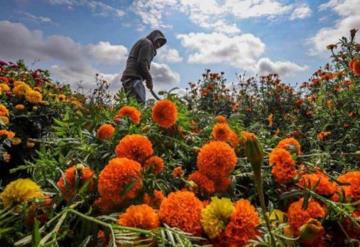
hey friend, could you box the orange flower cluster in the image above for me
[349,58,360,76]
[211,123,239,147]
[188,171,215,194]
[56,165,95,201]
[143,190,165,209]
[159,191,203,235]
[196,141,237,192]
[223,199,260,246]
[269,148,297,183]
[276,137,302,155]
[114,106,141,124]
[332,171,360,202]
[298,172,337,196]
[317,131,331,141]
[0,130,15,139]
[144,156,164,174]
[118,204,160,230]
[287,198,326,234]
[0,104,9,116]
[171,166,184,178]
[152,99,177,128]
[96,124,115,140]
[115,134,153,163]
[98,158,142,205]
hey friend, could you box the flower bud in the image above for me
[241,131,264,169]
[299,219,324,245]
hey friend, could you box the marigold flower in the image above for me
[0,104,9,116]
[144,156,164,174]
[172,166,184,178]
[0,83,10,92]
[287,198,326,234]
[188,171,215,194]
[159,191,203,235]
[115,134,153,163]
[118,204,160,229]
[0,178,44,207]
[143,189,165,209]
[15,104,25,110]
[0,130,15,139]
[96,124,115,140]
[25,89,43,104]
[223,199,260,246]
[201,197,234,239]
[58,94,67,102]
[276,137,301,155]
[317,131,331,141]
[98,158,142,205]
[152,99,177,128]
[332,171,360,202]
[56,164,95,201]
[228,131,239,147]
[215,115,227,124]
[197,141,237,180]
[349,58,360,76]
[298,172,337,196]
[12,83,30,97]
[114,106,141,124]
[211,123,231,141]
[269,148,297,183]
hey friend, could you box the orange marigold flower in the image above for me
[228,131,239,147]
[152,99,177,128]
[287,198,326,234]
[0,104,9,116]
[215,115,227,124]
[211,123,231,141]
[317,131,331,141]
[276,137,301,155]
[98,158,142,205]
[115,134,153,163]
[144,156,165,174]
[172,166,184,178]
[269,148,297,184]
[143,190,165,209]
[159,191,203,235]
[15,104,25,110]
[25,90,43,104]
[0,83,10,92]
[349,58,360,76]
[0,130,15,139]
[96,124,115,140]
[197,141,237,180]
[114,106,141,124]
[118,204,160,230]
[12,83,30,97]
[56,164,95,201]
[188,171,215,194]
[298,172,337,196]
[224,199,260,246]
[332,171,360,202]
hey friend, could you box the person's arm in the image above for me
[137,41,153,89]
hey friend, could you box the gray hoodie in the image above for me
[121,30,167,83]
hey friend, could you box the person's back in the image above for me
[121,30,167,103]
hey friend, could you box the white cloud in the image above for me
[256,57,308,77]
[290,4,312,20]
[85,41,128,65]
[156,46,183,63]
[177,32,265,70]
[150,62,181,84]
[21,11,54,23]
[312,0,360,52]
[47,0,125,17]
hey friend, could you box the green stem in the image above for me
[254,168,276,247]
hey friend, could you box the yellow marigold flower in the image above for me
[58,94,67,102]
[13,83,31,97]
[0,178,44,207]
[0,104,9,116]
[25,90,43,104]
[201,197,234,239]
[14,80,26,87]
[0,116,9,125]
[0,83,10,92]
[15,104,25,110]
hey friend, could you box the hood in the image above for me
[146,30,167,48]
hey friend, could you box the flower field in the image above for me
[0,31,360,247]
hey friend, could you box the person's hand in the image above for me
[146,79,153,90]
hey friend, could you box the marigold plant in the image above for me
[152,99,178,128]
[269,148,297,183]
[115,134,153,163]
[144,155,165,174]
[96,124,115,140]
[118,204,160,230]
[114,105,141,124]
[298,172,337,196]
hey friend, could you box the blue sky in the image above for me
[0,0,359,94]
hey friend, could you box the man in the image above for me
[121,30,167,103]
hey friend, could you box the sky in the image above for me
[0,0,359,94]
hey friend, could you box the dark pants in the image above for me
[122,78,146,103]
